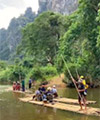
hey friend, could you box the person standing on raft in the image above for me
[76,77,87,111]
[21,79,25,92]
[29,78,32,89]
[80,76,88,97]
[72,76,87,111]
[61,55,88,111]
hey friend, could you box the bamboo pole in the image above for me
[61,55,83,101]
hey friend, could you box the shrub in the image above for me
[25,65,57,84]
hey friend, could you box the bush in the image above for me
[0,65,26,83]
[25,65,57,84]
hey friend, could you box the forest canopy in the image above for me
[0,0,100,84]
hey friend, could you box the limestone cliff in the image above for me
[38,0,78,15]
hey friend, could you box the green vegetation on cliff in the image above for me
[0,7,36,60]
[0,0,100,85]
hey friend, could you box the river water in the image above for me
[0,85,100,120]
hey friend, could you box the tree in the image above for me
[18,11,71,65]
[58,0,100,81]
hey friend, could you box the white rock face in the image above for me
[38,0,78,15]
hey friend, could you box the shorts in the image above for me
[78,92,86,102]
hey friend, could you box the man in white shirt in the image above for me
[52,85,58,98]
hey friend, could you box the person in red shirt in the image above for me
[17,81,21,91]
[13,82,16,91]
[15,82,18,90]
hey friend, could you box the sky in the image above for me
[0,0,39,29]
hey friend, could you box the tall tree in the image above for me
[58,0,100,80]
[18,11,71,65]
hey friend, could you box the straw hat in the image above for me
[47,87,51,90]
[53,85,56,88]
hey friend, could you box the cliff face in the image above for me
[38,0,78,15]
[0,7,36,60]
[0,1,78,60]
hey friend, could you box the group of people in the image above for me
[13,80,25,92]
[12,75,88,110]
[12,78,35,92]
[33,85,58,103]
[13,81,21,91]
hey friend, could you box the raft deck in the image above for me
[19,97,100,117]
[14,91,96,105]
[54,98,96,105]
[13,90,33,94]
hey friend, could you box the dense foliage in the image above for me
[0,0,100,85]
[17,11,71,65]
[58,0,100,82]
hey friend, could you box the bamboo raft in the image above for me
[13,90,33,94]
[54,98,97,105]
[14,90,96,105]
[14,90,97,105]
[19,97,100,117]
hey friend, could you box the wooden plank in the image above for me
[13,91,26,94]
[54,98,96,105]
[13,90,32,94]
[44,102,100,116]
[19,95,96,105]
[19,97,100,117]
[15,91,96,105]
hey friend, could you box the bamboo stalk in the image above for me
[61,55,84,101]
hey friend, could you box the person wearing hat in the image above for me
[80,76,88,96]
[77,76,88,111]
[45,87,53,103]
[51,85,58,98]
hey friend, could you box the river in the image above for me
[0,85,100,120]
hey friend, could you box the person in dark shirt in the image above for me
[21,79,25,92]
[40,85,46,94]
[78,80,87,111]
[29,78,32,89]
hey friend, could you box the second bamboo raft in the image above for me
[19,97,100,117]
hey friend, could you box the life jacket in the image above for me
[82,79,89,89]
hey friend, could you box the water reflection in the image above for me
[0,86,100,120]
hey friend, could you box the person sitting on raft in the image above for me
[39,85,46,94]
[43,87,53,103]
[51,85,58,98]
[33,87,42,101]
[33,86,53,103]
[33,85,46,101]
